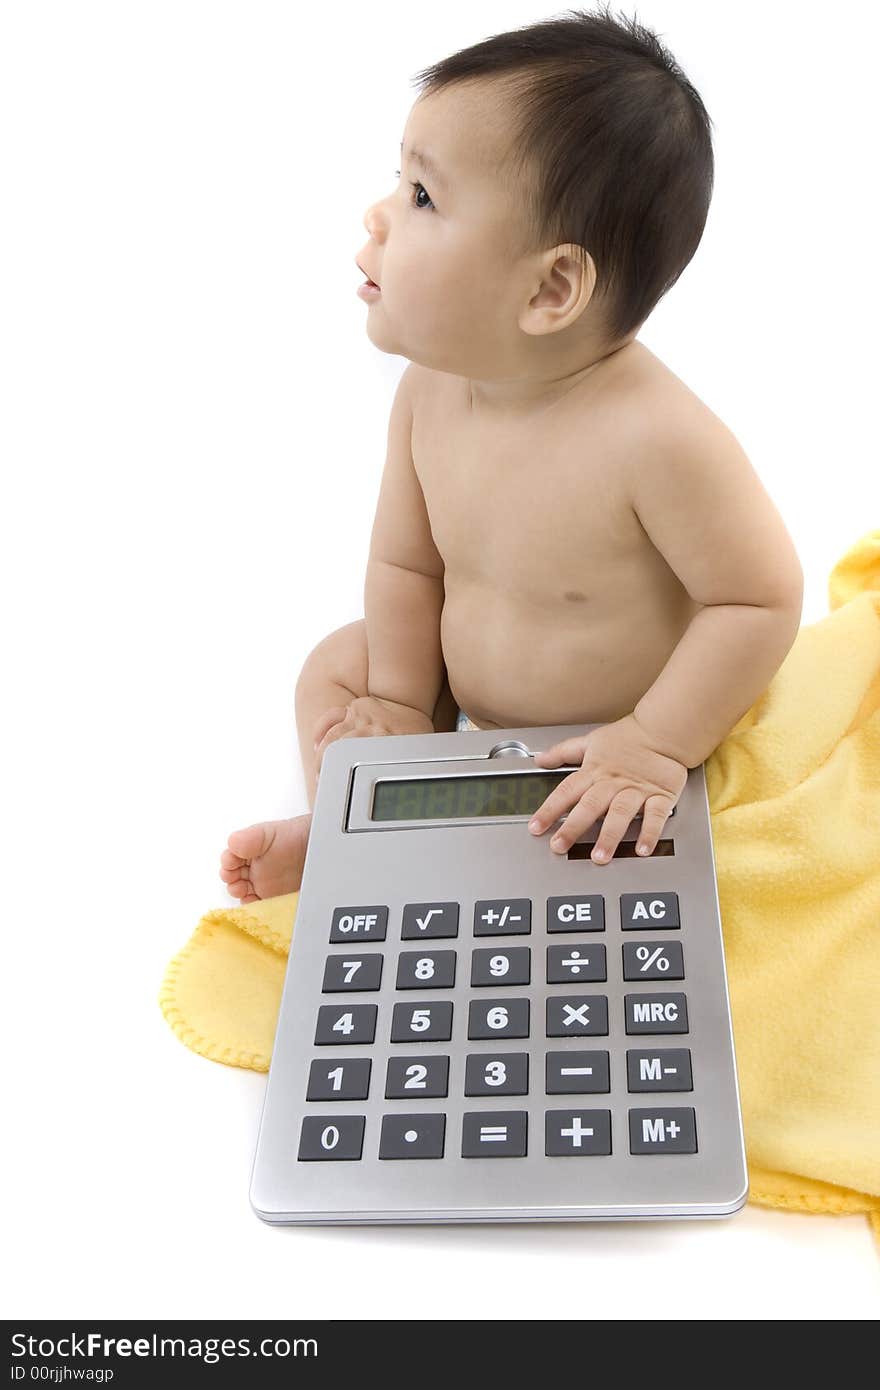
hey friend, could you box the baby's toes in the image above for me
[225,876,254,900]
[227,824,276,862]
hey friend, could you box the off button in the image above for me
[329,905,388,942]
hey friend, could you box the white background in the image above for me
[3,0,878,1320]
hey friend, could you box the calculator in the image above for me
[250,724,748,1224]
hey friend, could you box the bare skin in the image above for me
[221,80,800,900]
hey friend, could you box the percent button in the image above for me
[622,941,684,981]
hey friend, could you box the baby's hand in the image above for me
[528,714,689,863]
[313,696,435,774]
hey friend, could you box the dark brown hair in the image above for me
[411,5,714,342]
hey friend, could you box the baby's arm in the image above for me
[626,405,804,767]
[363,365,446,722]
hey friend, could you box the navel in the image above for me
[563,590,588,603]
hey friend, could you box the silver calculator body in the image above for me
[250,725,748,1224]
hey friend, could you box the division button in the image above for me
[329,905,388,942]
[298,1115,365,1161]
[547,943,607,983]
[462,1111,528,1157]
[629,1108,698,1154]
[545,1109,612,1156]
[546,895,605,932]
[379,1113,446,1159]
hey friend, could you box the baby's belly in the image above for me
[441,578,699,729]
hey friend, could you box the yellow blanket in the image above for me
[161,531,880,1242]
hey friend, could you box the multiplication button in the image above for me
[545,1110,612,1156]
[462,1112,528,1157]
[329,906,387,942]
[629,1108,697,1154]
[620,893,680,931]
[546,995,608,1036]
[546,895,605,932]
[379,1113,445,1159]
[474,899,531,936]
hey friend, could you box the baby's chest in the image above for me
[413,397,649,606]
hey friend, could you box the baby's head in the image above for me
[356,5,713,402]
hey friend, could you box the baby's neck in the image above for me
[467,337,637,416]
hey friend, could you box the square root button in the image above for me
[629,1108,697,1154]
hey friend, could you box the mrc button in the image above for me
[330,905,388,942]
[547,895,605,932]
[625,993,688,1034]
[620,893,680,930]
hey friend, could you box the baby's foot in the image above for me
[220,814,312,903]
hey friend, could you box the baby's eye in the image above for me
[393,170,434,211]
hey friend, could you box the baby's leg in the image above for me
[220,619,458,900]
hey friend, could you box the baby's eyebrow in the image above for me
[399,140,448,191]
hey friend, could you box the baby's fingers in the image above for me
[312,705,349,749]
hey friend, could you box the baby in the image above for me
[221,7,803,903]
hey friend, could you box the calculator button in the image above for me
[321,953,383,992]
[626,1049,693,1092]
[546,943,607,983]
[629,1107,698,1153]
[329,905,388,942]
[464,1053,529,1096]
[546,995,608,1036]
[401,902,460,939]
[385,1056,450,1098]
[474,899,531,935]
[306,1057,372,1101]
[620,892,680,930]
[467,997,530,1039]
[546,895,605,932]
[396,950,457,989]
[379,1113,446,1159]
[298,1115,365,1161]
[622,941,684,981]
[462,1111,528,1157]
[314,1003,377,1045]
[391,1001,454,1042]
[624,993,689,1034]
[471,947,531,987]
[545,1109,612,1156]
[545,1050,610,1094]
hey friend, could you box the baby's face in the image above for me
[356,85,540,378]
